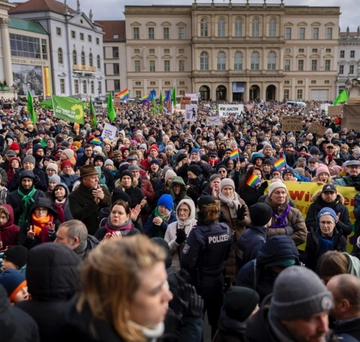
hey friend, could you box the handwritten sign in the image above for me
[206,116,222,126]
[307,122,326,136]
[282,116,303,131]
[101,123,117,140]
[180,96,191,110]
[342,105,360,131]
[218,104,244,117]
[327,105,342,117]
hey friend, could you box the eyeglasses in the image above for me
[219,170,227,173]
[35,207,47,212]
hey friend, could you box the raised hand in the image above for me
[27,225,35,239]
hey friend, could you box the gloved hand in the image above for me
[175,228,187,244]
[284,226,294,236]
[261,181,269,189]
[179,284,204,318]
[237,205,246,221]
[355,182,360,192]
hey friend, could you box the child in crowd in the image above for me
[2,245,28,274]
[51,183,73,223]
[0,205,20,249]
[0,269,29,303]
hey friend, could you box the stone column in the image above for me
[0,18,12,87]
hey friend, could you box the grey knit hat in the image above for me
[48,174,61,185]
[23,155,36,165]
[220,178,235,191]
[270,266,333,320]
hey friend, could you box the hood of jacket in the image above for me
[0,204,15,229]
[311,189,345,204]
[218,308,247,336]
[176,198,196,222]
[51,182,70,201]
[345,253,360,278]
[28,197,58,219]
[256,235,300,267]
[169,176,187,198]
[26,242,81,301]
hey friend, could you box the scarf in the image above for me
[154,206,171,221]
[317,230,335,257]
[128,321,165,342]
[54,199,66,223]
[218,191,241,219]
[31,213,54,243]
[105,218,133,236]
[270,204,291,229]
[17,187,36,226]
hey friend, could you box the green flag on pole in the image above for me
[27,91,37,124]
[171,86,176,106]
[52,95,85,124]
[107,92,116,121]
[152,94,157,114]
[159,91,164,112]
[89,96,97,128]
[333,89,349,105]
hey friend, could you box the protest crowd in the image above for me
[1,96,360,342]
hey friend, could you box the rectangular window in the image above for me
[164,60,170,72]
[178,27,185,39]
[82,80,87,94]
[285,27,291,39]
[284,60,290,71]
[149,48,155,54]
[80,33,84,40]
[150,81,156,86]
[163,27,169,40]
[88,35,92,42]
[179,90,185,95]
[311,60,317,71]
[114,80,120,92]
[91,81,94,94]
[284,89,290,100]
[135,81,141,86]
[298,59,304,71]
[298,80,303,85]
[134,28,139,40]
[326,48,331,53]
[135,60,140,72]
[136,90,141,98]
[165,81,171,86]
[340,50,345,58]
[326,27,333,39]
[150,60,155,72]
[56,27,61,36]
[299,48,304,53]
[285,48,291,53]
[98,82,101,95]
[42,39,47,60]
[351,50,355,58]
[297,89,303,100]
[60,79,65,93]
[71,31,75,38]
[134,49,140,54]
[313,27,319,39]
[350,65,354,74]
[96,37,99,45]
[312,48,318,53]
[112,47,119,58]
[113,63,120,75]
[284,80,290,85]
[339,65,344,74]
[179,81,185,86]
[179,48,185,54]
[325,59,331,71]
[179,60,185,72]
[148,27,155,40]
[324,80,330,84]
[311,80,316,84]
[164,49,170,54]
[299,28,305,39]
[74,80,79,94]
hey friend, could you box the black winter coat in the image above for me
[214,309,247,342]
[9,167,48,192]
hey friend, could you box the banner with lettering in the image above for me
[264,181,358,252]
[218,104,244,117]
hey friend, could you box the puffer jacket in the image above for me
[264,196,307,246]
[219,195,251,284]
[306,190,352,236]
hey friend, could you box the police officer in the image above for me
[180,195,232,339]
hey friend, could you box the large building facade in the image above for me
[124,2,340,102]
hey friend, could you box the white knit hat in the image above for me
[268,180,288,197]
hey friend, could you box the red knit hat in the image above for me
[60,160,74,170]
[9,142,20,151]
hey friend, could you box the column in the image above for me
[1,18,13,87]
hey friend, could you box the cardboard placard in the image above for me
[180,96,191,110]
[342,105,360,131]
[184,104,198,122]
[327,105,342,117]
[206,116,222,126]
[282,116,303,131]
[307,122,327,136]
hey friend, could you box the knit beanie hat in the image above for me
[157,194,173,211]
[111,188,130,204]
[150,158,161,167]
[191,148,202,157]
[20,170,35,180]
[120,170,133,181]
[165,170,176,183]
[62,148,75,159]
[249,203,273,226]
[60,160,74,170]
[4,245,29,268]
[9,142,20,151]
[316,164,330,177]
[220,178,235,192]
[0,269,27,301]
[270,266,333,320]
[176,153,187,164]
[73,141,81,149]
[104,159,114,167]
[139,143,147,151]
[128,164,140,172]
[23,155,35,165]
[149,144,159,152]
[268,180,288,197]
[46,163,58,173]
[310,146,321,155]
[188,164,202,176]
[317,207,337,223]
[93,146,102,154]
[223,286,260,322]
[48,174,61,184]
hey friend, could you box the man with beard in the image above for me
[307,157,320,179]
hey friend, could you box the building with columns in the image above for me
[9,0,105,99]
[124,1,340,102]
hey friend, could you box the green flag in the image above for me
[159,91,164,112]
[152,94,157,114]
[89,96,97,128]
[107,92,116,121]
[52,95,85,124]
[334,89,349,105]
[27,91,37,124]
[171,86,176,106]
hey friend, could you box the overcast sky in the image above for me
[12,0,359,31]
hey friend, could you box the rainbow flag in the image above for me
[246,174,261,188]
[140,95,150,104]
[274,156,286,170]
[116,88,130,100]
[230,149,239,160]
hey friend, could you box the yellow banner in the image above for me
[265,181,358,252]
[43,67,51,97]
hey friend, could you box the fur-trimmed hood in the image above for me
[311,189,344,204]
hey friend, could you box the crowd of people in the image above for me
[1,98,360,342]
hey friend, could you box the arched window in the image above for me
[97,55,101,70]
[217,51,226,70]
[251,51,259,70]
[218,18,225,37]
[234,51,243,70]
[268,51,276,70]
[269,18,276,37]
[252,18,259,37]
[58,48,63,64]
[89,53,93,67]
[81,51,85,65]
[72,50,77,65]
[200,18,208,37]
[235,18,242,37]
[200,51,209,70]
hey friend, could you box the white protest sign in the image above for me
[184,104,198,122]
[206,116,222,126]
[185,93,199,102]
[320,104,329,112]
[218,104,244,117]
[101,123,117,140]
